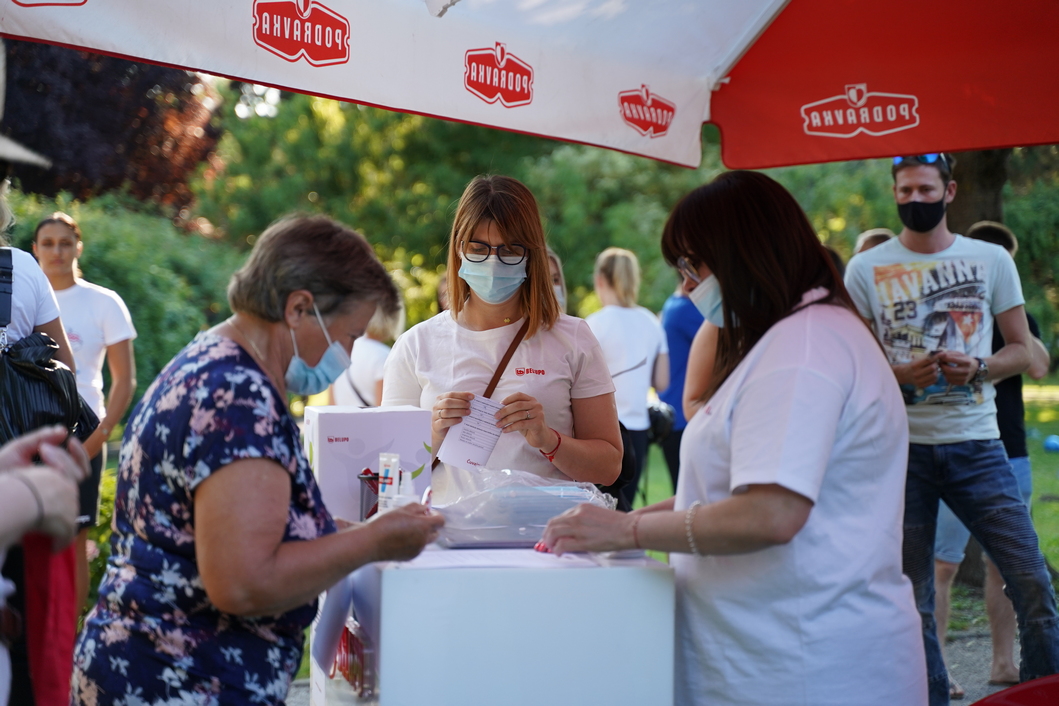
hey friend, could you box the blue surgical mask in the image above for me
[688,274,725,328]
[285,303,352,395]
[553,284,567,311]
[459,254,527,305]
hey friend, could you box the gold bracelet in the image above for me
[685,501,702,555]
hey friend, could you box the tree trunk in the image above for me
[946,148,1011,234]
[946,149,1011,589]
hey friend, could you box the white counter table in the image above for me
[311,546,675,706]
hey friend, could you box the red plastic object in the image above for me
[971,675,1059,705]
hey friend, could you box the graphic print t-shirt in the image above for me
[845,236,1024,444]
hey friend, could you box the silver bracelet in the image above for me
[13,473,44,530]
[685,500,702,556]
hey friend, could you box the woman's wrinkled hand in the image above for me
[541,504,635,556]
[495,392,551,449]
[366,503,444,562]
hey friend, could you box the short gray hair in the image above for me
[227,214,398,322]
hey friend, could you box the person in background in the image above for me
[824,245,846,278]
[383,175,621,504]
[845,154,1059,706]
[932,221,1050,698]
[0,191,79,706]
[855,227,894,255]
[543,171,926,705]
[547,247,568,314]
[32,212,137,613]
[72,215,442,702]
[586,247,669,509]
[658,284,703,489]
[331,301,404,407]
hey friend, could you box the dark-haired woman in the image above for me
[542,171,926,705]
[72,215,443,703]
[383,175,621,504]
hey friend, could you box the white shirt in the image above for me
[1,247,60,343]
[383,312,614,503]
[673,291,926,706]
[585,305,668,430]
[333,336,390,407]
[53,279,137,419]
[845,235,1024,444]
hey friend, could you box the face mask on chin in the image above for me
[688,274,725,328]
[458,254,528,305]
[284,302,352,395]
[897,197,947,233]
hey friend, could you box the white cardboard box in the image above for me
[312,548,675,706]
[303,405,432,523]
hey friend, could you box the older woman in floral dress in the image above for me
[72,215,442,704]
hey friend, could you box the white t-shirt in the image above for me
[383,312,614,503]
[585,305,668,431]
[333,336,390,407]
[845,235,1024,444]
[1,247,60,343]
[673,290,926,706]
[53,279,137,419]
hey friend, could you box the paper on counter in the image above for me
[395,547,601,570]
[436,395,503,470]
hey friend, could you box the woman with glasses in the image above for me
[383,175,622,503]
[541,171,926,706]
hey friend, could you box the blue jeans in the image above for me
[905,440,1059,706]
[935,455,1033,564]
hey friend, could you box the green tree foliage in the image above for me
[192,84,553,262]
[6,190,243,405]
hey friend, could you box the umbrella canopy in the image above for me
[1,0,1056,169]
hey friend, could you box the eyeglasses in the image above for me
[892,154,950,171]
[676,256,702,285]
[462,240,527,265]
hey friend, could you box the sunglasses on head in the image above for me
[892,154,949,170]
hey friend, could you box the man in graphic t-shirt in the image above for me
[845,153,1059,706]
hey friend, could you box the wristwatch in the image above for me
[971,357,989,384]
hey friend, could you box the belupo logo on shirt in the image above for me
[253,0,350,66]
[800,84,919,138]
[515,367,545,377]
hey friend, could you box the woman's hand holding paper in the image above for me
[366,503,445,562]
[495,392,551,449]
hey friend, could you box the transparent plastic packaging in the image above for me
[433,468,617,548]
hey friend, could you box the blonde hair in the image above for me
[546,246,567,312]
[594,247,640,307]
[366,299,405,341]
[446,175,558,339]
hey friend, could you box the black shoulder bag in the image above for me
[0,248,98,445]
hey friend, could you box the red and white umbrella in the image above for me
[1,0,1056,169]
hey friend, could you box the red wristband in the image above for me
[540,428,562,462]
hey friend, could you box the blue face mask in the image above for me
[459,254,527,305]
[688,274,725,328]
[285,303,352,395]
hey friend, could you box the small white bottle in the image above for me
[393,465,420,508]
[377,453,400,514]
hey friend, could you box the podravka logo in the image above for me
[618,85,676,138]
[465,43,533,108]
[253,0,350,67]
[12,0,87,5]
[801,84,919,138]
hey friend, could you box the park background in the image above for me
[2,43,1059,662]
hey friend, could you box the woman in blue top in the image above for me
[72,215,443,703]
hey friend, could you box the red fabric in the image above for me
[22,533,77,706]
[711,0,1059,169]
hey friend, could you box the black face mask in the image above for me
[897,198,947,233]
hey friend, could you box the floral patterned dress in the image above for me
[72,332,335,705]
